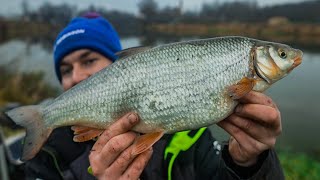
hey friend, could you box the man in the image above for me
[25,13,284,179]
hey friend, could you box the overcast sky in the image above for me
[0,0,310,17]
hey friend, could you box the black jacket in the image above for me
[24,127,284,180]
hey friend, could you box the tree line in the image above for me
[5,0,320,36]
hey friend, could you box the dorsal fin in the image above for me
[116,46,152,59]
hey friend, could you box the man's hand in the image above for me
[218,91,282,167]
[89,113,153,180]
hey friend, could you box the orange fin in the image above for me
[228,77,255,99]
[72,126,104,142]
[132,131,164,155]
[71,126,93,135]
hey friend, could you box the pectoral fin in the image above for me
[228,77,256,99]
[71,126,104,142]
[132,131,164,155]
[71,126,91,134]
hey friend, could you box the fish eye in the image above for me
[278,49,287,59]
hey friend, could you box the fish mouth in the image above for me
[294,49,303,67]
[288,52,303,72]
[293,56,302,67]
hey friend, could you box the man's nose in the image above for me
[72,67,89,84]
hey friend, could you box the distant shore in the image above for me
[1,19,320,49]
[148,22,320,48]
[0,19,61,43]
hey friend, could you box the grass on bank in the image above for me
[277,149,320,180]
[0,65,60,137]
[0,65,59,106]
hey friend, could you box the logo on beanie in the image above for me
[55,29,86,47]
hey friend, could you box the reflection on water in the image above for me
[0,37,319,154]
[0,39,59,88]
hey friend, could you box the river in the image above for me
[0,36,319,154]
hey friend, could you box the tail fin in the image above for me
[5,105,53,161]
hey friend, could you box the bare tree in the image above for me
[138,0,158,23]
[21,0,30,21]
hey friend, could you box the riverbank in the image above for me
[277,149,320,179]
[148,22,320,48]
[2,19,320,49]
[0,19,61,43]
[0,65,59,106]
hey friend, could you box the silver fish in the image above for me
[6,36,303,161]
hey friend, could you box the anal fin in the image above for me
[228,77,256,99]
[132,131,164,155]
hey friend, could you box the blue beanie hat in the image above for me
[53,13,122,81]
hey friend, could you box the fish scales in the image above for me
[6,36,303,161]
[44,37,254,133]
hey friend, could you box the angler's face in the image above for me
[60,49,113,91]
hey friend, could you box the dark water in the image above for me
[0,37,319,154]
